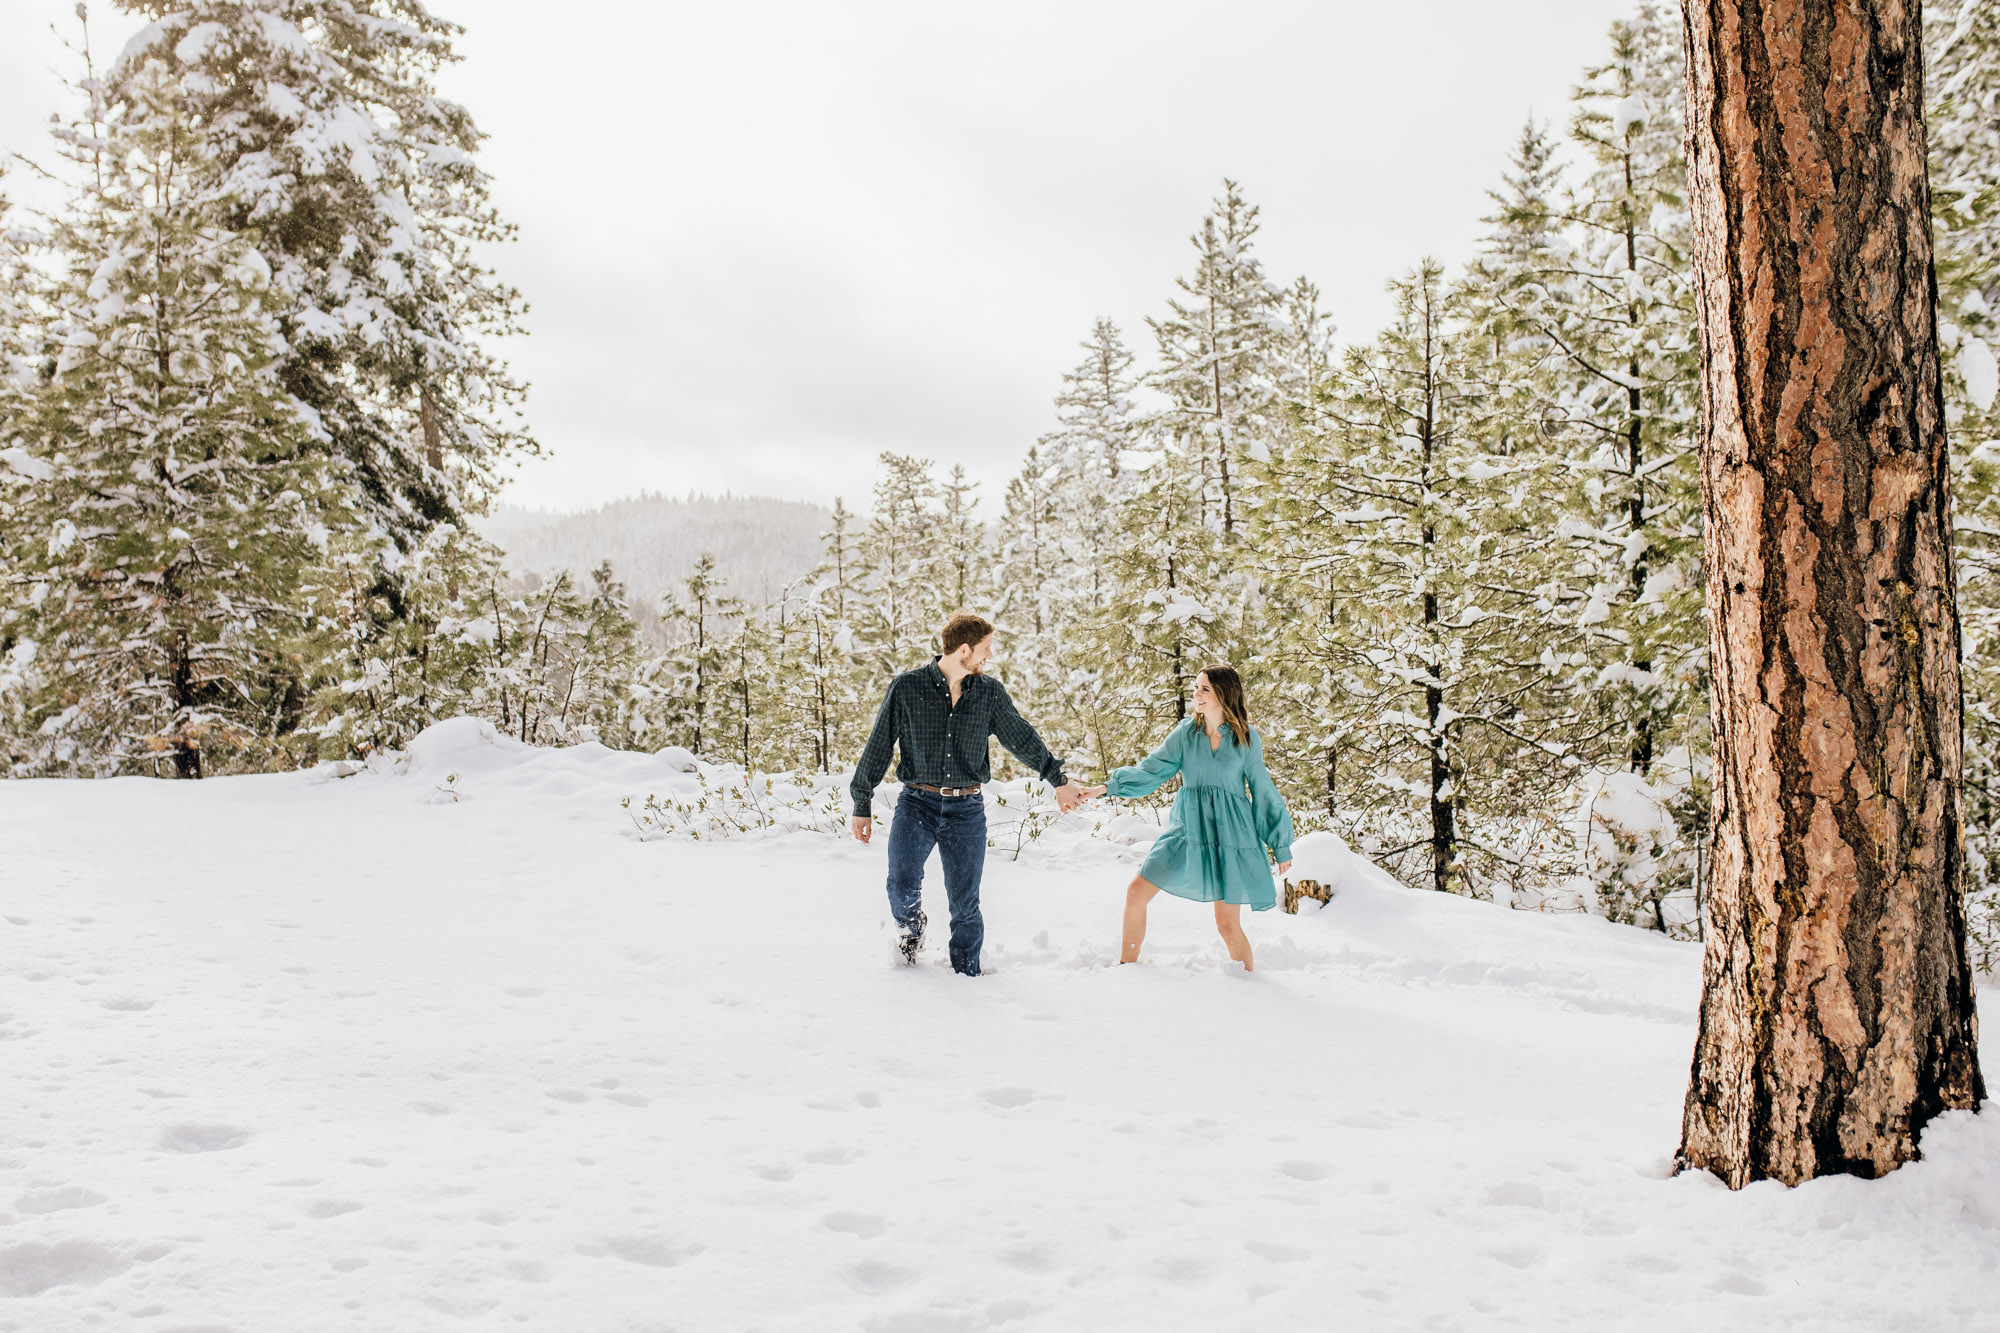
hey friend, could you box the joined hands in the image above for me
[850,783,1099,842]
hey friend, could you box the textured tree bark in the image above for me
[1678,0,1985,1187]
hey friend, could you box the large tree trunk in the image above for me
[1678,0,1984,1188]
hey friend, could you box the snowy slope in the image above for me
[1,722,1994,1332]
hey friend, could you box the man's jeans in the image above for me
[886,788,988,975]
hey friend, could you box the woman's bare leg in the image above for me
[1120,877,1160,964]
[1213,901,1253,971]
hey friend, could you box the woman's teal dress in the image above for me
[1108,719,1294,911]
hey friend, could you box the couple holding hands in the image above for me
[849,612,1295,976]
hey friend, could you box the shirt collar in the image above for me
[927,657,980,693]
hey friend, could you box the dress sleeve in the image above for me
[1105,725,1185,799]
[1246,731,1294,862]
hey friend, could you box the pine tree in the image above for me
[1929,0,2000,969]
[1269,261,1587,898]
[112,0,533,549]
[1146,180,1285,543]
[1558,7,1704,778]
[303,519,502,757]
[932,463,986,615]
[1089,441,1227,756]
[7,56,350,777]
[858,453,941,673]
[994,319,1142,768]
[0,170,50,766]
[775,505,869,772]
[555,561,640,746]
[1678,0,1983,1188]
[996,443,1060,637]
[652,554,739,756]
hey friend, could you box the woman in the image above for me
[1082,665,1294,971]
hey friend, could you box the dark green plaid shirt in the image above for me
[850,659,1067,816]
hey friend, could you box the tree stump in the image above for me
[1282,879,1331,914]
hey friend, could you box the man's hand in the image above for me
[851,816,872,844]
[1054,783,1086,814]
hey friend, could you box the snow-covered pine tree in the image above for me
[1244,276,1339,785]
[0,166,38,428]
[650,554,740,757]
[302,518,503,757]
[720,598,778,771]
[931,463,987,616]
[489,568,587,746]
[1558,6,1704,783]
[817,497,863,638]
[0,170,49,764]
[1046,318,1141,613]
[1273,260,1589,899]
[8,56,351,777]
[996,443,1060,638]
[1926,0,2000,968]
[554,561,640,746]
[1146,180,1286,545]
[993,318,1142,769]
[858,453,942,676]
[777,519,868,772]
[110,0,532,549]
[1082,437,1229,770]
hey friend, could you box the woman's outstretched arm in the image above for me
[1100,723,1186,799]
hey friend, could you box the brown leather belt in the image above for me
[908,782,982,797]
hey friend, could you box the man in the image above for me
[850,612,1084,975]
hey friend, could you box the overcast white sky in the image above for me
[2,1,1633,514]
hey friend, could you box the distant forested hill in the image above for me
[480,493,830,616]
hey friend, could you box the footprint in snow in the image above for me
[823,1212,886,1239]
[1275,1160,1331,1181]
[0,1240,136,1297]
[1485,1181,1550,1209]
[577,1235,703,1268]
[15,1186,106,1215]
[157,1123,249,1154]
[305,1199,364,1219]
[1244,1240,1310,1263]
[843,1258,913,1293]
[980,1087,1038,1108]
[802,1147,861,1165]
[997,1243,1055,1273]
[98,997,153,1011]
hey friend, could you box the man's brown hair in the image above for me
[940,612,994,657]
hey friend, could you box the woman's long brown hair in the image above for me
[1197,664,1252,747]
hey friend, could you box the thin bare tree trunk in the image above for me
[420,384,443,471]
[1678,0,1985,1188]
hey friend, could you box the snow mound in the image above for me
[654,745,699,772]
[1287,829,1399,895]
[405,716,523,778]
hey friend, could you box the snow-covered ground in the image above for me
[2,720,1994,1331]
